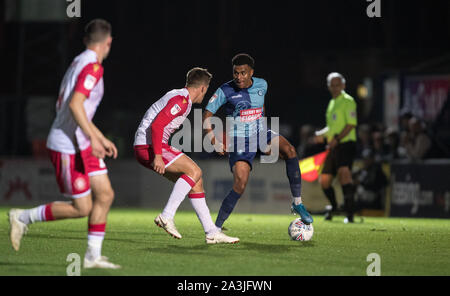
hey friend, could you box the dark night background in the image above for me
[1,0,450,157]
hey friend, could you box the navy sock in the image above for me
[285,157,302,198]
[215,189,241,228]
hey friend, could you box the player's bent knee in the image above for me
[75,204,92,218]
[234,177,248,194]
[93,188,115,209]
[102,188,115,204]
[79,208,91,218]
[187,166,202,183]
[192,178,204,193]
[233,184,246,195]
[108,188,115,202]
[72,196,92,217]
[194,167,203,180]
[284,144,297,159]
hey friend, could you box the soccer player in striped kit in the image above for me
[134,67,239,244]
[8,19,120,269]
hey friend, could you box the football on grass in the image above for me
[288,218,314,241]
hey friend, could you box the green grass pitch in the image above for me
[1,207,450,276]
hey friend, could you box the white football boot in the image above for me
[83,256,121,269]
[8,209,28,251]
[154,214,182,239]
[206,231,240,244]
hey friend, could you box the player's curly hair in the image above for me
[84,19,112,45]
[232,53,255,69]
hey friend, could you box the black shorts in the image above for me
[322,141,356,176]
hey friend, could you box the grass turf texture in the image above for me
[1,207,450,276]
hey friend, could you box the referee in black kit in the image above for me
[314,72,358,223]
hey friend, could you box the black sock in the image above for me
[342,184,356,217]
[322,187,337,211]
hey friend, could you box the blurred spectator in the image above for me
[399,112,413,133]
[353,148,388,210]
[356,124,371,159]
[430,94,450,158]
[371,130,389,162]
[384,127,404,160]
[402,117,432,160]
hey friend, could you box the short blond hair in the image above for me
[186,67,212,87]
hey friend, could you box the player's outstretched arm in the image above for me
[69,91,106,159]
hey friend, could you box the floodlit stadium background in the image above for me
[1,0,449,218]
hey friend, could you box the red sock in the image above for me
[88,223,106,236]
[44,203,55,221]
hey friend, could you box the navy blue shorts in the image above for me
[228,129,279,171]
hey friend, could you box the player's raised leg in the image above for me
[215,161,251,229]
[271,135,313,224]
[8,182,93,251]
[83,173,120,269]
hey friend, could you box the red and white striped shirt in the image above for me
[134,88,192,154]
[47,49,104,154]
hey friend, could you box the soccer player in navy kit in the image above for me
[203,54,313,230]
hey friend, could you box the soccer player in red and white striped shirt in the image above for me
[8,19,120,269]
[134,68,239,244]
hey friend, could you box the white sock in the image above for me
[293,196,302,205]
[86,234,104,261]
[162,175,195,220]
[189,193,220,236]
[19,205,46,224]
